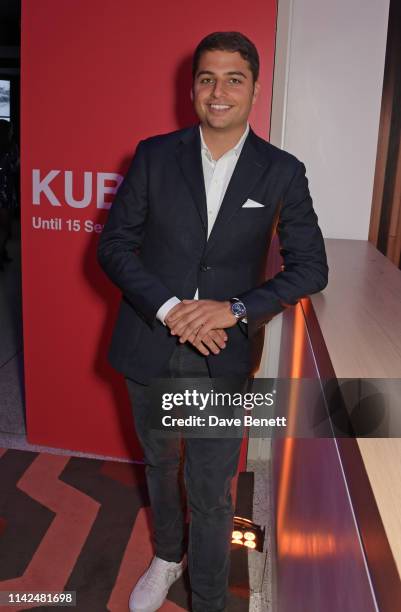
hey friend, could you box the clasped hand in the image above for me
[165,299,238,356]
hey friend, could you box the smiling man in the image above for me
[98,31,328,612]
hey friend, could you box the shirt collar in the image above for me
[199,123,250,162]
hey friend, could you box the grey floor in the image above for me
[0,221,273,610]
[0,218,25,438]
[248,459,273,612]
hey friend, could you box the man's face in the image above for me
[192,49,260,132]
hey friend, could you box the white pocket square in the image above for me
[242,199,265,208]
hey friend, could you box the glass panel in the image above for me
[0,80,11,119]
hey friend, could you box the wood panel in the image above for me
[310,239,401,580]
[369,0,401,268]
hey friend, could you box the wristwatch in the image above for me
[229,298,247,320]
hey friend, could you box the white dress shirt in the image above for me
[156,123,250,324]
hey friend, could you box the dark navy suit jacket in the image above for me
[97,125,328,383]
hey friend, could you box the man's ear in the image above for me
[252,81,260,105]
[190,87,194,103]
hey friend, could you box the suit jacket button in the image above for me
[200,264,211,271]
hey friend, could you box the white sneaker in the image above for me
[128,555,185,612]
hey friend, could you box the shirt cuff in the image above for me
[156,296,181,325]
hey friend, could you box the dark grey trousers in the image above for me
[126,342,244,612]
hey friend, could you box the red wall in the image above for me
[21,0,277,459]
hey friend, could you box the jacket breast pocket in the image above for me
[239,206,269,214]
[230,205,273,246]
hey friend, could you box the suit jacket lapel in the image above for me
[175,126,208,233]
[205,129,271,253]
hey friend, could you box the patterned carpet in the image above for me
[0,448,249,611]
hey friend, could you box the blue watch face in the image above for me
[232,301,246,318]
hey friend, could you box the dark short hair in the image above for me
[192,31,260,83]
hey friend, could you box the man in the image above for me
[98,31,328,612]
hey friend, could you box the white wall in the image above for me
[271,0,390,239]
